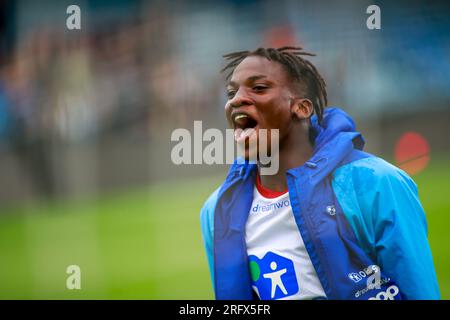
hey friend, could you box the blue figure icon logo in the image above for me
[248,252,299,299]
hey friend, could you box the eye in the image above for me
[253,85,268,92]
[227,90,236,99]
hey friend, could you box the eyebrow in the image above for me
[227,75,267,87]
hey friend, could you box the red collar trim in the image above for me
[256,174,288,199]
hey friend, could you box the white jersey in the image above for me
[245,177,327,300]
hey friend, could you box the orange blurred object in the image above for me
[394,132,430,176]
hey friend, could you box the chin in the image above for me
[243,145,268,163]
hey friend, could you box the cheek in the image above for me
[260,98,292,128]
[224,103,232,123]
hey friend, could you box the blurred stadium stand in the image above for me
[0,0,449,204]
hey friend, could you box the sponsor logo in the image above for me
[348,272,363,283]
[368,285,400,300]
[354,277,391,298]
[351,265,399,299]
[249,252,298,300]
[348,265,380,283]
[251,199,290,214]
[326,205,336,216]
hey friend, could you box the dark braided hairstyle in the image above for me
[221,46,327,124]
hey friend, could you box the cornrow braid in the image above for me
[221,47,327,124]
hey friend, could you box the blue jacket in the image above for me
[200,107,440,300]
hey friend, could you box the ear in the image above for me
[291,98,314,120]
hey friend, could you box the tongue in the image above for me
[234,116,251,128]
[234,128,243,142]
[234,127,256,143]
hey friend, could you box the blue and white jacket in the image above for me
[200,107,440,300]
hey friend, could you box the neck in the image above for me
[258,124,313,192]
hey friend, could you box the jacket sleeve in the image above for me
[333,157,440,299]
[370,165,440,299]
[200,187,220,291]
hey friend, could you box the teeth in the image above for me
[234,114,248,121]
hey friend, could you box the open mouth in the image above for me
[232,113,258,143]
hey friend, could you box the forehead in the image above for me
[229,55,290,85]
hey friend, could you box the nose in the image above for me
[228,88,253,109]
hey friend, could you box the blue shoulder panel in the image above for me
[200,187,220,289]
[332,157,441,299]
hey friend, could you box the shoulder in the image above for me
[200,186,222,235]
[333,156,440,299]
[331,155,424,254]
[333,156,418,197]
[201,186,221,215]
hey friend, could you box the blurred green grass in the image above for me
[0,175,225,299]
[0,155,449,299]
